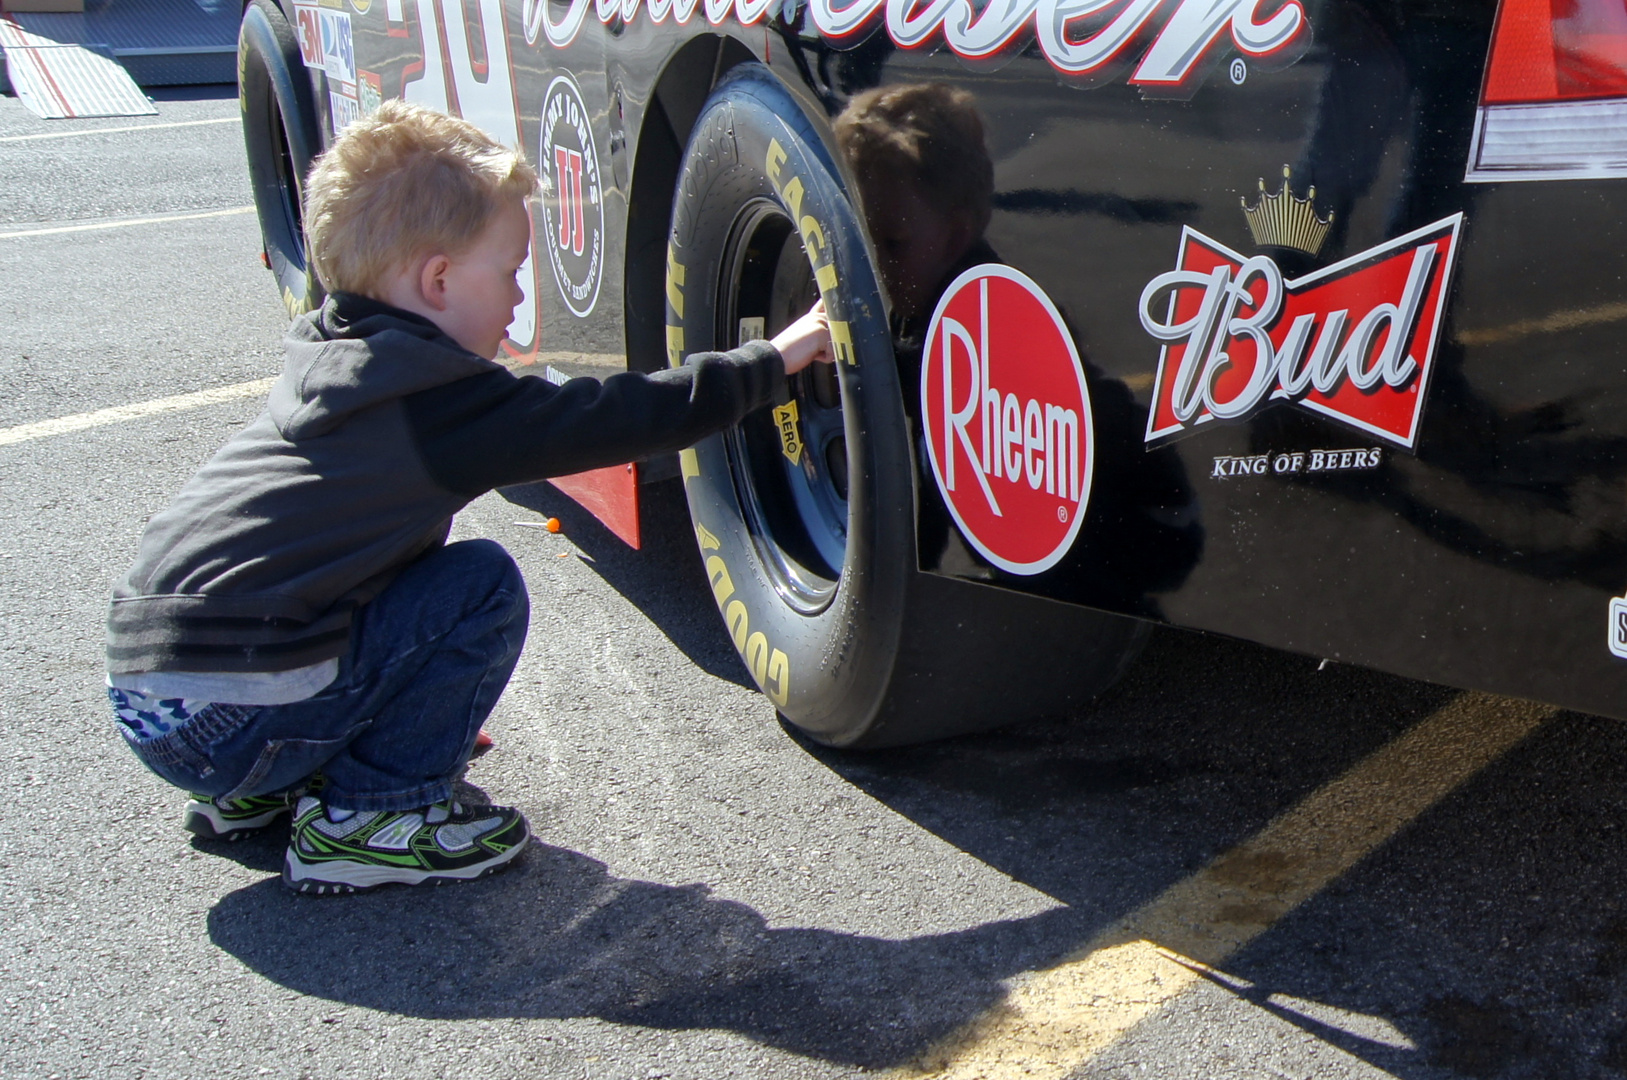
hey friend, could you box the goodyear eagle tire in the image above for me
[239,0,323,318]
[669,65,1149,748]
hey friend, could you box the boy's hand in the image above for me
[770,300,834,375]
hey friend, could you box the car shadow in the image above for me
[205,605,1504,1072]
[207,481,1627,1077]
[499,477,754,691]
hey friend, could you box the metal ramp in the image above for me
[0,19,155,118]
[1,0,237,118]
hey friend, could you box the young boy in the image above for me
[106,101,831,895]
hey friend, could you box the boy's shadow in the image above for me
[203,631,1470,1071]
[207,841,1086,1068]
[500,477,755,691]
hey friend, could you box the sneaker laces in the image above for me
[425,801,464,825]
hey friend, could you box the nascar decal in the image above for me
[540,74,605,319]
[523,0,1306,95]
[1139,215,1463,451]
[922,265,1094,576]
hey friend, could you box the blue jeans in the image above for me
[125,539,529,812]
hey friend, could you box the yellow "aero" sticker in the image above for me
[773,400,803,464]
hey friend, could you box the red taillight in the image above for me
[1483,0,1627,104]
[1467,0,1627,180]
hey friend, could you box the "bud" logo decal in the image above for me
[1140,215,1462,450]
[922,265,1094,575]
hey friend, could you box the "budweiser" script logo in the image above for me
[524,0,1307,94]
[1139,215,1463,450]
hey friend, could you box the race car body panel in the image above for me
[274,0,1627,723]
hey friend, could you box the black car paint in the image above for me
[327,0,1627,722]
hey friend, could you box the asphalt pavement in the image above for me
[6,86,1627,1080]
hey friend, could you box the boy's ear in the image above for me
[418,253,454,311]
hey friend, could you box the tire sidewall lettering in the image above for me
[691,516,792,706]
[669,69,913,740]
[673,108,843,712]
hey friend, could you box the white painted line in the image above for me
[0,379,275,447]
[0,117,238,143]
[901,691,1554,1080]
[0,206,255,239]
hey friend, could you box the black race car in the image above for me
[238,0,1627,745]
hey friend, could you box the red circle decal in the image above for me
[921,265,1093,575]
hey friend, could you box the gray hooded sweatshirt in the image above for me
[107,293,787,676]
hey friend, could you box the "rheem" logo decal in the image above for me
[1139,215,1463,450]
[922,265,1094,576]
[539,75,604,318]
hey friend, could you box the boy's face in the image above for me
[436,196,532,360]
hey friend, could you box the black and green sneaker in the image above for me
[183,791,295,841]
[282,795,530,895]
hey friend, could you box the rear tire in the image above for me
[239,0,323,318]
[668,65,1147,747]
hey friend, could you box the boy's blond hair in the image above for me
[303,100,539,297]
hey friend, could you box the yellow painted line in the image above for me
[0,206,255,240]
[0,378,275,447]
[0,117,238,143]
[899,691,1554,1080]
[1456,300,1627,347]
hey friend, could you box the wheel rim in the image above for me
[720,199,849,615]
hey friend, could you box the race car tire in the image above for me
[668,64,1149,747]
[239,0,323,318]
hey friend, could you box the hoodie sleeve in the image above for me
[403,341,789,496]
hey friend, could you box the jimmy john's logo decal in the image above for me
[540,75,604,319]
[922,265,1094,576]
[1140,215,1463,451]
[524,0,1307,97]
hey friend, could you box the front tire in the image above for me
[668,66,1147,747]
